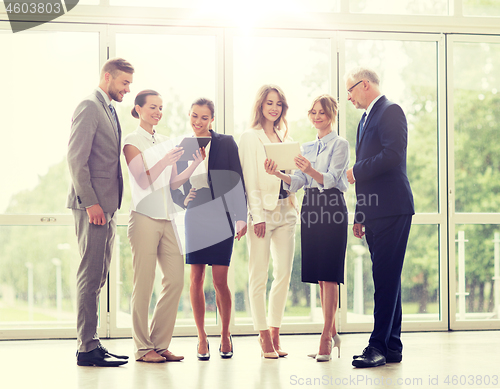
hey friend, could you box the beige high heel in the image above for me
[272,340,288,357]
[259,336,278,359]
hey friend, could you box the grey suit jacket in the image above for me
[66,89,123,213]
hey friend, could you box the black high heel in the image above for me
[219,335,233,358]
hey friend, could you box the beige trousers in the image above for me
[128,211,184,360]
[247,200,297,331]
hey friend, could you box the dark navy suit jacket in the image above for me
[353,95,414,223]
[171,130,247,223]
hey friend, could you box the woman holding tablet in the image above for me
[239,85,298,359]
[123,90,203,363]
[172,98,247,360]
[264,94,349,362]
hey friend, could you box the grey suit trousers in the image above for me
[73,209,116,352]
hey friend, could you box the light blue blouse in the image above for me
[284,131,350,193]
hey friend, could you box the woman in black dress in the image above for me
[264,94,349,361]
[173,98,247,360]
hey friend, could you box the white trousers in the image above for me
[247,200,297,330]
[128,211,184,360]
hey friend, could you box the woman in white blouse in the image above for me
[123,90,203,363]
[239,85,298,359]
[265,94,349,362]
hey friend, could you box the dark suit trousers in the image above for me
[73,209,116,352]
[364,214,412,356]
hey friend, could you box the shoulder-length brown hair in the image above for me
[308,94,338,126]
[250,84,289,139]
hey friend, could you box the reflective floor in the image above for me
[1,331,498,389]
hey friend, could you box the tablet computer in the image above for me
[263,142,301,170]
[177,136,211,161]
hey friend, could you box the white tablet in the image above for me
[264,142,301,170]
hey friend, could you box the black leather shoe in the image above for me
[98,343,129,360]
[77,348,128,367]
[352,346,386,368]
[386,348,402,363]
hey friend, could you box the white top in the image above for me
[189,140,211,190]
[123,126,176,220]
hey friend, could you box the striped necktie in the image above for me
[358,112,367,140]
[109,104,118,134]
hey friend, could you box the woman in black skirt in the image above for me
[172,98,247,360]
[264,94,349,361]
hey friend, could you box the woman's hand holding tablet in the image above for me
[177,136,211,161]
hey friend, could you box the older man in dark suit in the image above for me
[345,67,414,368]
[67,58,134,367]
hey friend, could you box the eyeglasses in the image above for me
[347,80,364,95]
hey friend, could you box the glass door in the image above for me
[0,23,105,339]
[448,34,500,330]
[224,29,337,334]
[337,31,448,332]
[108,25,223,337]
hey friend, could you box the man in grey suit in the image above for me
[67,58,134,367]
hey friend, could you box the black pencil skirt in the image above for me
[300,187,348,284]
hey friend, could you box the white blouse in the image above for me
[122,126,176,220]
[189,140,211,190]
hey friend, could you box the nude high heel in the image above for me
[272,339,288,357]
[259,336,278,359]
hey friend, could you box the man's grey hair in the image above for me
[344,67,380,85]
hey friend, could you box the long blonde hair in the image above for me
[250,84,289,139]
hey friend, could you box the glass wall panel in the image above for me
[115,32,217,216]
[232,35,332,140]
[350,0,448,15]
[231,35,332,326]
[114,32,217,328]
[343,37,441,324]
[0,31,99,215]
[0,226,79,330]
[344,38,439,214]
[346,224,440,323]
[453,42,500,213]
[454,225,500,321]
[463,0,500,17]
[110,0,339,13]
